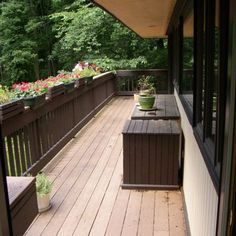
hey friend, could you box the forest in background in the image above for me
[0,0,168,86]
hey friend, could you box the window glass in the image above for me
[182,10,194,112]
[211,0,220,142]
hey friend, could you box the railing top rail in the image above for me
[116,69,168,77]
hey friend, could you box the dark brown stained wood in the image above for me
[12,133,21,175]
[7,136,15,176]
[23,126,31,170]
[23,97,186,235]
[131,95,180,120]
[0,73,115,176]
[7,177,37,236]
[18,130,26,173]
[122,119,181,189]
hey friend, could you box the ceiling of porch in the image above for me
[93,0,177,38]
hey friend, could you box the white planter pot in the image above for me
[37,194,51,213]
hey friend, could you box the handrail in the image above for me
[1,72,116,176]
[115,69,169,95]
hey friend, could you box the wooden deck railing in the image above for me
[1,69,170,177]
[1,72,115,176]
[116,69,169,95]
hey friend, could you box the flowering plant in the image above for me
[54,73,80,84]
[11,81,48,98]
[72,61,102,77]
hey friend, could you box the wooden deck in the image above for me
[25,96,186,236]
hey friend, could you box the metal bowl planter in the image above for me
[138,95,155,110]
[23,94,46,110]
[0,99,24,121]
[46,84,65,99]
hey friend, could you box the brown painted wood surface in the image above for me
[131,94,180,120]
[122,119,180,189]
[1,72,116,176]
[7,177,37,236]
[24,97,186,236]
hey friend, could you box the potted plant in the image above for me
[137,76,156,110]
[36,172,53,213]
[11,81,48,109]
[0,85,24,120]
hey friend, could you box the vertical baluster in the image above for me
[6,136,16,176]
[18,130,27,174]
[23,125,31,170]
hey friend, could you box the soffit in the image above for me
[93,0,177,38]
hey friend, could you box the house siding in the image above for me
[174,90,218,236]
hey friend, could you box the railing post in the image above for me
[0,125,13,236]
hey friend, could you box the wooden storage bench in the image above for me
[122,119,180,189]
[7,177,38,236]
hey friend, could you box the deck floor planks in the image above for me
[121,191,142,236]
[154,191,169,236]
[168,191,186,236]
[56,99,133,235]
[105,188,131,236]
[46,98,131,235]
[137,191,155,236]
[25,96,186,236]
[26,98,129,235]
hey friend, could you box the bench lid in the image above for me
[7,177,35,207]
[122,119,180,134]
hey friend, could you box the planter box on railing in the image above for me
[64,81,75,93]
[2,71,116,176]
[0,99,24,121]
[84,76,93,84]
[23,94,46,110]
[46,84,65,99]
[74,78,86,87]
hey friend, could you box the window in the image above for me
[181,10,194,114]
[194,0,227,188]
[169,0,228,190]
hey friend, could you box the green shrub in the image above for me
[36,172,53,197]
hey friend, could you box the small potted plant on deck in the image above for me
[36,172,53,213]
[137,76,156,110]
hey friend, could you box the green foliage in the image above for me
[0,86,11,104]
[78,68,97,77]
[0,0,170,86]
[137,76,156,95]
[36,172,53,197]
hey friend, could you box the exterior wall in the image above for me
[174,90,218,236]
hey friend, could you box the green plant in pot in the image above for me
[36,172,53,213]
[137,76,156,109]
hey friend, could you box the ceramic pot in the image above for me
[139,95,155,109]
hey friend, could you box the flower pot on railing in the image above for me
[46,84,65,99]
[0,99,24,120]
[23,94,46,109]
[64,81,75,93]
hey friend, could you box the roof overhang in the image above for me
[93,0,177,38]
